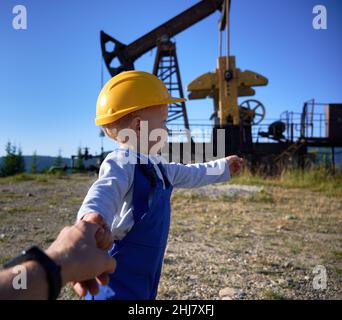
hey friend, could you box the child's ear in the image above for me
[103,127,113,139]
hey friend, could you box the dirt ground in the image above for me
[0,174,341,299]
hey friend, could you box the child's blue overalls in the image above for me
[87,156,173,300]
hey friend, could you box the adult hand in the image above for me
[71,213,114,297]
[82,213,113,250]
[45,220,116,296]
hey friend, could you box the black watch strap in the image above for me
[3,246,62,300]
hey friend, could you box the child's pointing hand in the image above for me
[226,155,244,176]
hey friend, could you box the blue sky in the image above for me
[0,0,341,157]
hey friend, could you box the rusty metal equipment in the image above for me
[325,104,342,144]
[152,41,189,128]
[100,0,224,130]
[185,0,268,156]
[258,121,287,142]
[96,0,341,172]
[254,100,342,173]
[100,0,268,154]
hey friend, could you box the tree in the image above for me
[0,141,25,177]
[75,147,84,171]
[31,151,38,174]
[17,147,25,173]
[53,149,63,167]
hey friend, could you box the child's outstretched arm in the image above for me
[163,155,244,188]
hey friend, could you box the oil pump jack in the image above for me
[100,0,224,133]
[187,0,268,155]
[100,0,268,159]
[92,1,341,171]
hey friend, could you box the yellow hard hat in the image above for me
[95,70,186,126]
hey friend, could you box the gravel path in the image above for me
[175,183,262,199]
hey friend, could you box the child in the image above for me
[76,71,243,300]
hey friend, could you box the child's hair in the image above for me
[102,105,164,142]
[102,110,140,142]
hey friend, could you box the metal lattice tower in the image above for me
[152,41,190,130]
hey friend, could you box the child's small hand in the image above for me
[82,213,113,250]
[72,213,114,297]
[226,155,244,176]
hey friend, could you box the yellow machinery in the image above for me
[101,0,269,156]
[187,0,268,129]
[187,56,268,126]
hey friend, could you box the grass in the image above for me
[0,191,22,200]
[0,173,35,183]
[246,188,275,203]
[2,167,341,197]
[231,166,342,198]
[335,268,342,275]
[220,194,237,202]
[0,173,48,184]
[0,256,12,266]
[331,250,342,260]
[0,172,71,184]
[262,289,286,300]
[1,206,35,214]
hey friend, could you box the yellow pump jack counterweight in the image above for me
[186,0,269,155]
[187,56,268,126]
[187,0,268,128]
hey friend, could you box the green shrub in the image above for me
[0,142,25,177]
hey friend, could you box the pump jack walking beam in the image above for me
[100,0,224,76]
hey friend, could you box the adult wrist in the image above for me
[45,249,69,287]
[3,246,62,300]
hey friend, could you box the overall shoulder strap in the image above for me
[138,162,158,187]
[156,163,171,188]
[132,156,160,223]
